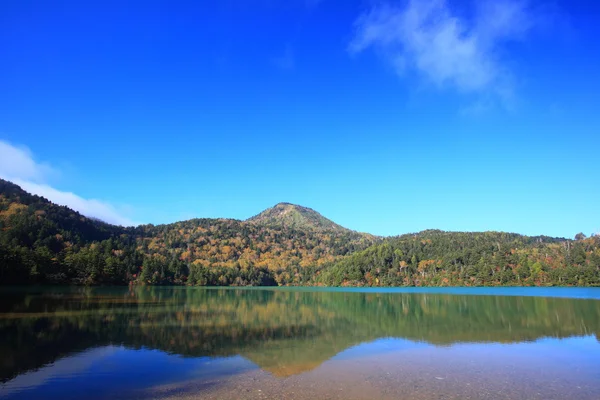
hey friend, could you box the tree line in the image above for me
[1,179,599,287]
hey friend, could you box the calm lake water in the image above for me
[1,287,599,400]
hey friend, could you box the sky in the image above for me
[1,0,599,238]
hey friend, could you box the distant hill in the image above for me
[0,177,599,287]
[317,229,599,287]
[248,202,351,232]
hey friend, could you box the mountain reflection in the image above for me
[1,287,599,382]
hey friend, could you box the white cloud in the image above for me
[349,0,535,104]
[0,140,137,226]
[0,141,55,182]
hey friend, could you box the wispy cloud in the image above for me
[0,140,137,226]
[0,141,56,182]
[349,0,537,105]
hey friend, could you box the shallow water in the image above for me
[1,286,599,399]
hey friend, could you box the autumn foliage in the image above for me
[1,179,599,287]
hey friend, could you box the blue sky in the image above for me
[1,0,599,238]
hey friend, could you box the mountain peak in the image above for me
[247,203,348,232]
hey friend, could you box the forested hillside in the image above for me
[247,202,350,232]
[314,230,600,286]
[1,178,599,286]
[0,179,376,285]
[0,179,133,284]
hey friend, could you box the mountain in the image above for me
[1,177,599,287]
[0,178,123,242]
[248,202,351,232]
[0,178,378,285]
[0,179,130,284]
[318,230,599,287]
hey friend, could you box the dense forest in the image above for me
[316,230,600,286]
[1,178,599,286]
[0,179,376,286]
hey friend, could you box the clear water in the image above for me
[1,286,599,399]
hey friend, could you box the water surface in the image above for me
[1,287,599,399]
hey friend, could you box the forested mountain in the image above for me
[315,230,600,287]
[0,179,132,284]
[1,178,599,286]
[133,212,376,286]
[248,202,355,233]
[0,179,377,285]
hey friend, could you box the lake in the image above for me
[1,287,599,399]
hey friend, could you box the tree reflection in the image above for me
[1,287,599,382]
